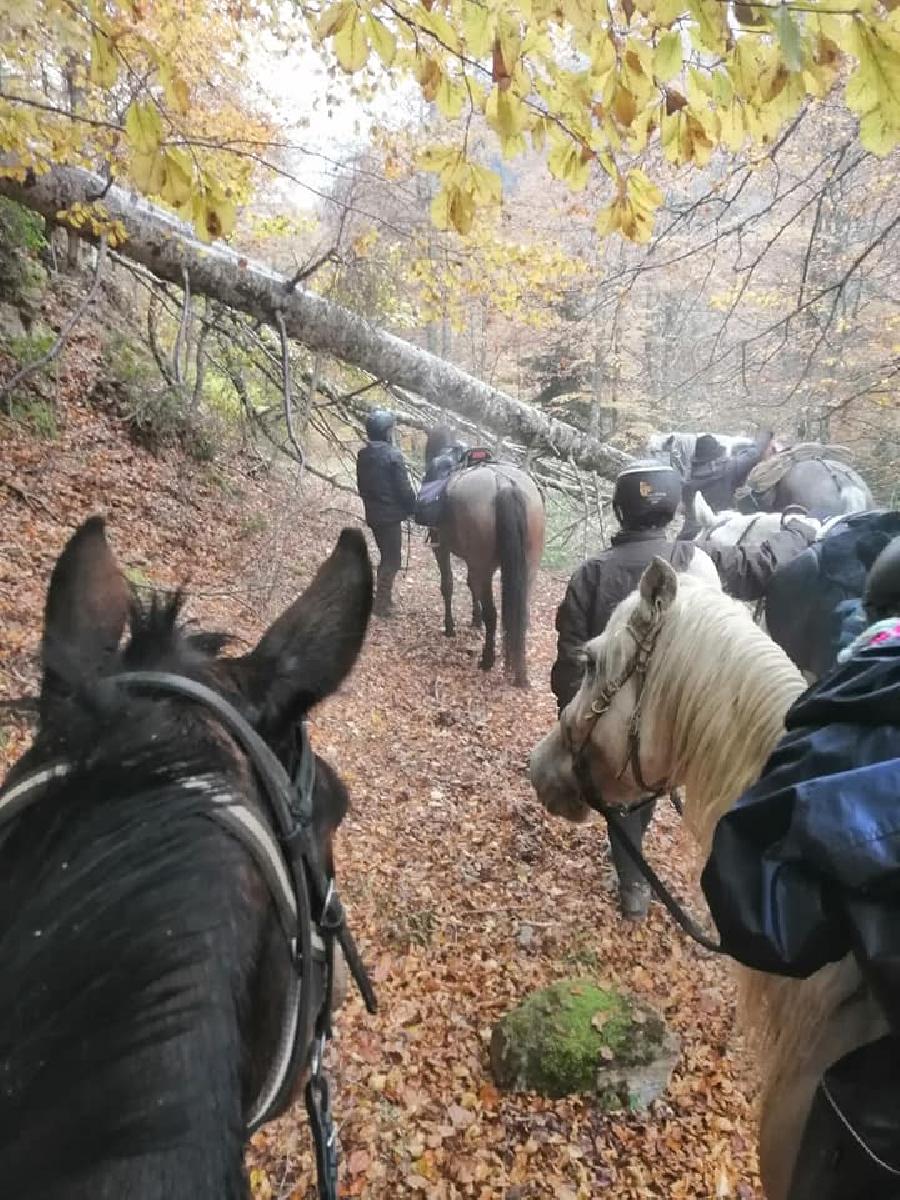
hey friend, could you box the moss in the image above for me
[490,978,668,1100]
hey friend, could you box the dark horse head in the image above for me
[0,517,372,1199]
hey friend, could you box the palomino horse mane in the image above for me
[597,574,875,1126]
[601,573,804,851]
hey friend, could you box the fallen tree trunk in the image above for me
[0,165,634,480]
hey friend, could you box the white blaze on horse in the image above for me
[529,560,887,1200]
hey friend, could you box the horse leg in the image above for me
[433,541,455,637]
[478,576,497,672]
[467,572,483,629]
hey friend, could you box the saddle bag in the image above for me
[414,477,449,527]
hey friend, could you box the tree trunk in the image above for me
[0,165,633,480]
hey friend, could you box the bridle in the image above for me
[563,620,668,801]
[0,670,377,1200]
[562,618,722,954]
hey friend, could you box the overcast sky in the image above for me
[250,25,417,210]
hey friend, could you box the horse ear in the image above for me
[232,528,372,736]
[635,557,678,628]
[42,516,132,675]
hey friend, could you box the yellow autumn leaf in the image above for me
[652,0,686,23]
[462,0,493,56]
[435,73,466,119]
[561,0,599,34]
[90,31,118,88]
[316,1,353,40]
[469,163,502,204]
[688,0,726,52]
[844,19,900,155]
[626,167,663,213]
[448,185,476,234]
[417,145,462,175]
[485,85,528,138]
[719,99,745,150]
[595,200,620,237]
[161,147,193,209]
[125,100,164,157]
[334,7,369,72]
[590,30,617,83]
[366,14,397,66]
[131,149,166,195]
[653,30,683,82]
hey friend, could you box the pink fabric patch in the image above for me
[868,622,900,648]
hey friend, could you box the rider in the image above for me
[355,410,416,618]
[679,431,774,538]
[551,462,714,921]
[703,517,820,602]
[700,535,900,1198]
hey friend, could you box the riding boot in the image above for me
[373,570,395,618]
[608,803,656,921]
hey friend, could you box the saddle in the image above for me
[414,448,495,527]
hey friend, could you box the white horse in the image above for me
[691,493,822,552]
[530,560,887,1199]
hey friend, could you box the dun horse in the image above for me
[0,517,374,1199]
[530,560,885,1198]
[424,426,545,688]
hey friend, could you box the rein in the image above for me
[0,670,377,1200]
[564,624,722,955]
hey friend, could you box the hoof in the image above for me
[513,675,530,690]
[444,626,456,638]
[479,656,495,672]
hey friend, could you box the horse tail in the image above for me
[496,484,530,685]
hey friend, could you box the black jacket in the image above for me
[551,530,698,711]
[356,440,416,526]
[707,524,817,602]
[681,445,763,526]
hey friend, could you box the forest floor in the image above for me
[1,339,761,1198]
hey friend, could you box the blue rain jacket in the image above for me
[701,635,900,1033]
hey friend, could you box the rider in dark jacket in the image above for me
[551,462,712,920]
[356,410,416,616]
[701,537,900,1198]
[679,432,772,538]
[705,520,819,602]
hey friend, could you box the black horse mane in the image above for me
[1,594,261,1198]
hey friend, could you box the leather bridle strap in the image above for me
[566,633,723,955]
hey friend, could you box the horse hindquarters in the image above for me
[495,486,530,687]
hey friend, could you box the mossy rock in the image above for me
[489,978,679,1111]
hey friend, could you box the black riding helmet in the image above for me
[366,409,395,442]
[613,462,682,529]
[865,536,900,622]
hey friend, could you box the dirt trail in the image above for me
[0,396,760,1198]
